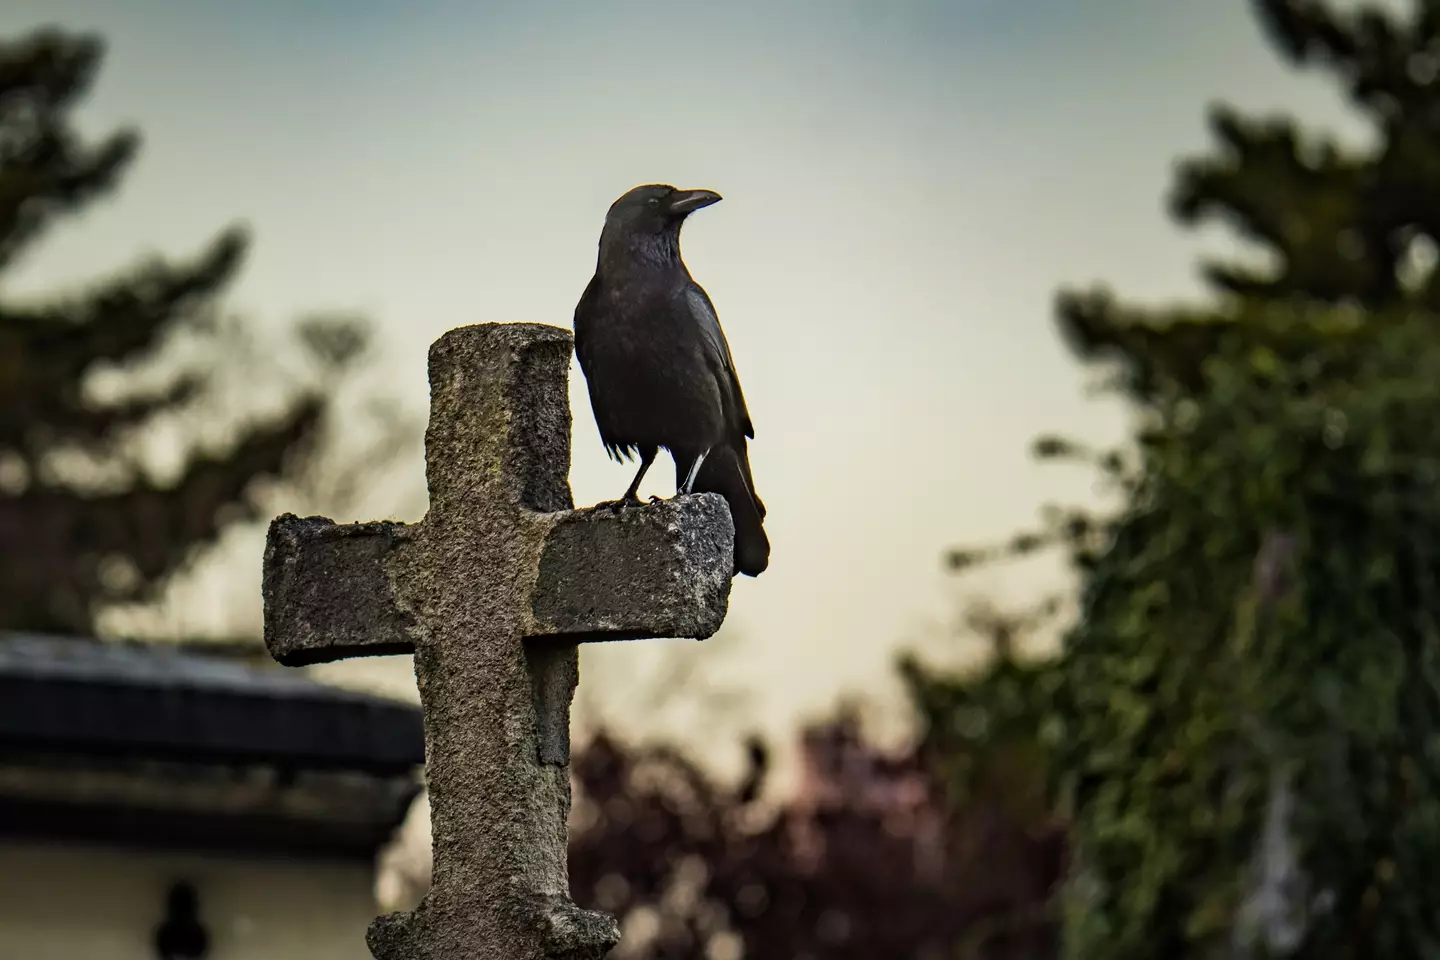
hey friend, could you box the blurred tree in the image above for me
[0,27,368,635]
[1053,308,1440,958]
[1060,0,1440,401]
[912,1,1440,957]
[566,706,1065,960]
[381,664,1066,958]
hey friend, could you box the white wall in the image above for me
[0,841,378,959]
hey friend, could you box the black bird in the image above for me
[574,183,769,577]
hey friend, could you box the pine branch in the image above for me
[1253,0,1359,66]
[1053,288,1237,399]
[0,28,140,271]
[0,228,248,450]
[0,397,323,633]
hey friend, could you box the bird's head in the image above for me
[598,183,721,266]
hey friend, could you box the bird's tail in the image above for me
[688,441,769,577]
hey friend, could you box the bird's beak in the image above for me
[667,189,722,216]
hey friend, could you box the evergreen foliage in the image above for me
[915,2,1440,955]
[0,27,362,635]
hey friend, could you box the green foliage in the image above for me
[1060,0,1440,402]
[902,630,1066,836]
[911,1,1440,956]
[1060,306,1440,958]
[0,27,365,634]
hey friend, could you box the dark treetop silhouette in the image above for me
[0,27,347,635]
[573,183,770,577]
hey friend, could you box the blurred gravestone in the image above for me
[262,322,735,959]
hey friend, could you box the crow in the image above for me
[573,183,769,577]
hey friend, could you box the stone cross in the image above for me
[261,323,735,960]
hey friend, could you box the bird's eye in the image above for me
[647,197,660,207]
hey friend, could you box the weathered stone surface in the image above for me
[262,515,417,667]
[531,495,732,642]
[525,641,580,767]
[261,321,734,959]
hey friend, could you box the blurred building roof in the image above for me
[0,633,425,859]
[0,632,423,775]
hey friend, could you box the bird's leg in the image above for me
[622,451,655,501]
[594,446,657,511]
[679,448,710,495]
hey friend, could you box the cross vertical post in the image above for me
[262,323,735,959]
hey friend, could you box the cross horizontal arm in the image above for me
[528,494,735,642]
[262,514,420,667]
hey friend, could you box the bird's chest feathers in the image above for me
[582,276,724,441]
[594,280,699,364]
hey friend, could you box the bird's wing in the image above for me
[572,272,602,367]
[684,283,754,440]
[573,272,630,459]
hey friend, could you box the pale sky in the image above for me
[2,1,1365,777]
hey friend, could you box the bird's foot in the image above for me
[592,495,642,513]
